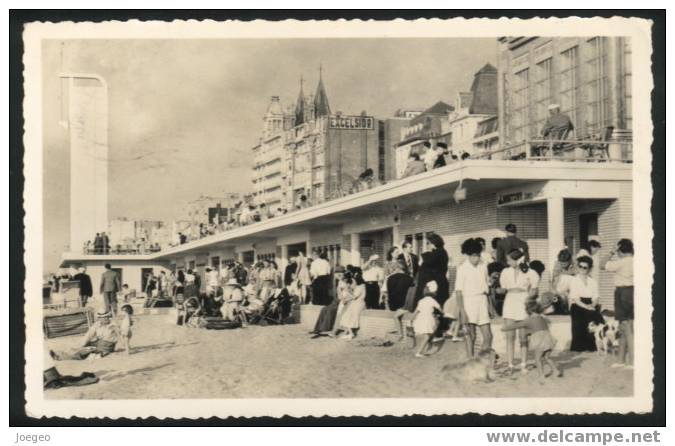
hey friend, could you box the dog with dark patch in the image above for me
[588,320,620,356]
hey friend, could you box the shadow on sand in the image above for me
[100,362,175,382]
[130,341,198,354]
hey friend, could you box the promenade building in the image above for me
[61,37,634,316]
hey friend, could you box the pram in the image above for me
[181,295,241,330]
[244,288,293,326]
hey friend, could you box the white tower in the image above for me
[59,73,109,253]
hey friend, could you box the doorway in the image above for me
[579,213,599,250]
[140,267,153,292]
[287,242,307,258]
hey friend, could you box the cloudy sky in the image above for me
[42,38,498,270]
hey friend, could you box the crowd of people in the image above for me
[300,224,634,379]
[50,222,634,383]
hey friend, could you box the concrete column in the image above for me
[237,251,243,263]
[350,233,361,266]
[279,244,289,273]
[392,224,401,247]
[547,197,565,272]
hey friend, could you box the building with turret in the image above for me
[252,68,385,214]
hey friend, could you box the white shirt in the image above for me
[207,271,220,287]
[310,258,331,277]
[568,275,599,306]
[499,267,540,294]
[423,149,436,171]
[605,256,633,287]
[363,266,385,283]
[454,260,489,296]
[417,296,441,316]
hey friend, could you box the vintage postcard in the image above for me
[22,16,654,419]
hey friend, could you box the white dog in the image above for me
[588,320,620,356]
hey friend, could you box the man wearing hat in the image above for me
[50,309,120,360]
[362,254,385,309]
[541,103,574,140]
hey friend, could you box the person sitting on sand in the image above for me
[222,278,245,322]
[501,293,562,382]
[412,281,442,358]
[50,310,120,360]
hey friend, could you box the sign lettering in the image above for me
[329,115,374,130]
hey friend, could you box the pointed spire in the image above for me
[294,75,305,126]
[314,63,331,118]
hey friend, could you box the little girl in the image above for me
[118,304,134,355]
[412,281,442,358]
[501,293,562,381]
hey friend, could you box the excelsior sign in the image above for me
[329,115,374,130]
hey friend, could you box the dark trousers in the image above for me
[364,282,381,309]
[570,304,605,352]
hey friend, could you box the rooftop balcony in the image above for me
[72,136,632,260]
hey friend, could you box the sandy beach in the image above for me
[45,315,633,399]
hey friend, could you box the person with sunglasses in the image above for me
[567,255,605,352]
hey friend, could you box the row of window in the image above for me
[509,37,632,144]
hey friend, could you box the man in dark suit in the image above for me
[398,241,419,278]
[72,266,93,306]
[93,233,102,254]
[101,232,110,254]
[100,263,121,314]
[496,223,530,266]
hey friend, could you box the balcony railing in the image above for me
[482,132,633,163]
[80,135,633,257]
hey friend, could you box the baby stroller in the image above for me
[247,288,293,325]
[182,295,241,330]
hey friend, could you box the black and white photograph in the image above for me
[17,15,658,420]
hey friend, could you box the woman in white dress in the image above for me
[497,249,540,373]
[334,268,366,339]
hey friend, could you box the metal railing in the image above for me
[482,137,633,163]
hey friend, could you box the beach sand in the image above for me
[45,315,633,399]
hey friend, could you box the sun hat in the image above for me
[226,278,241,287]
[548,103,561,110]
